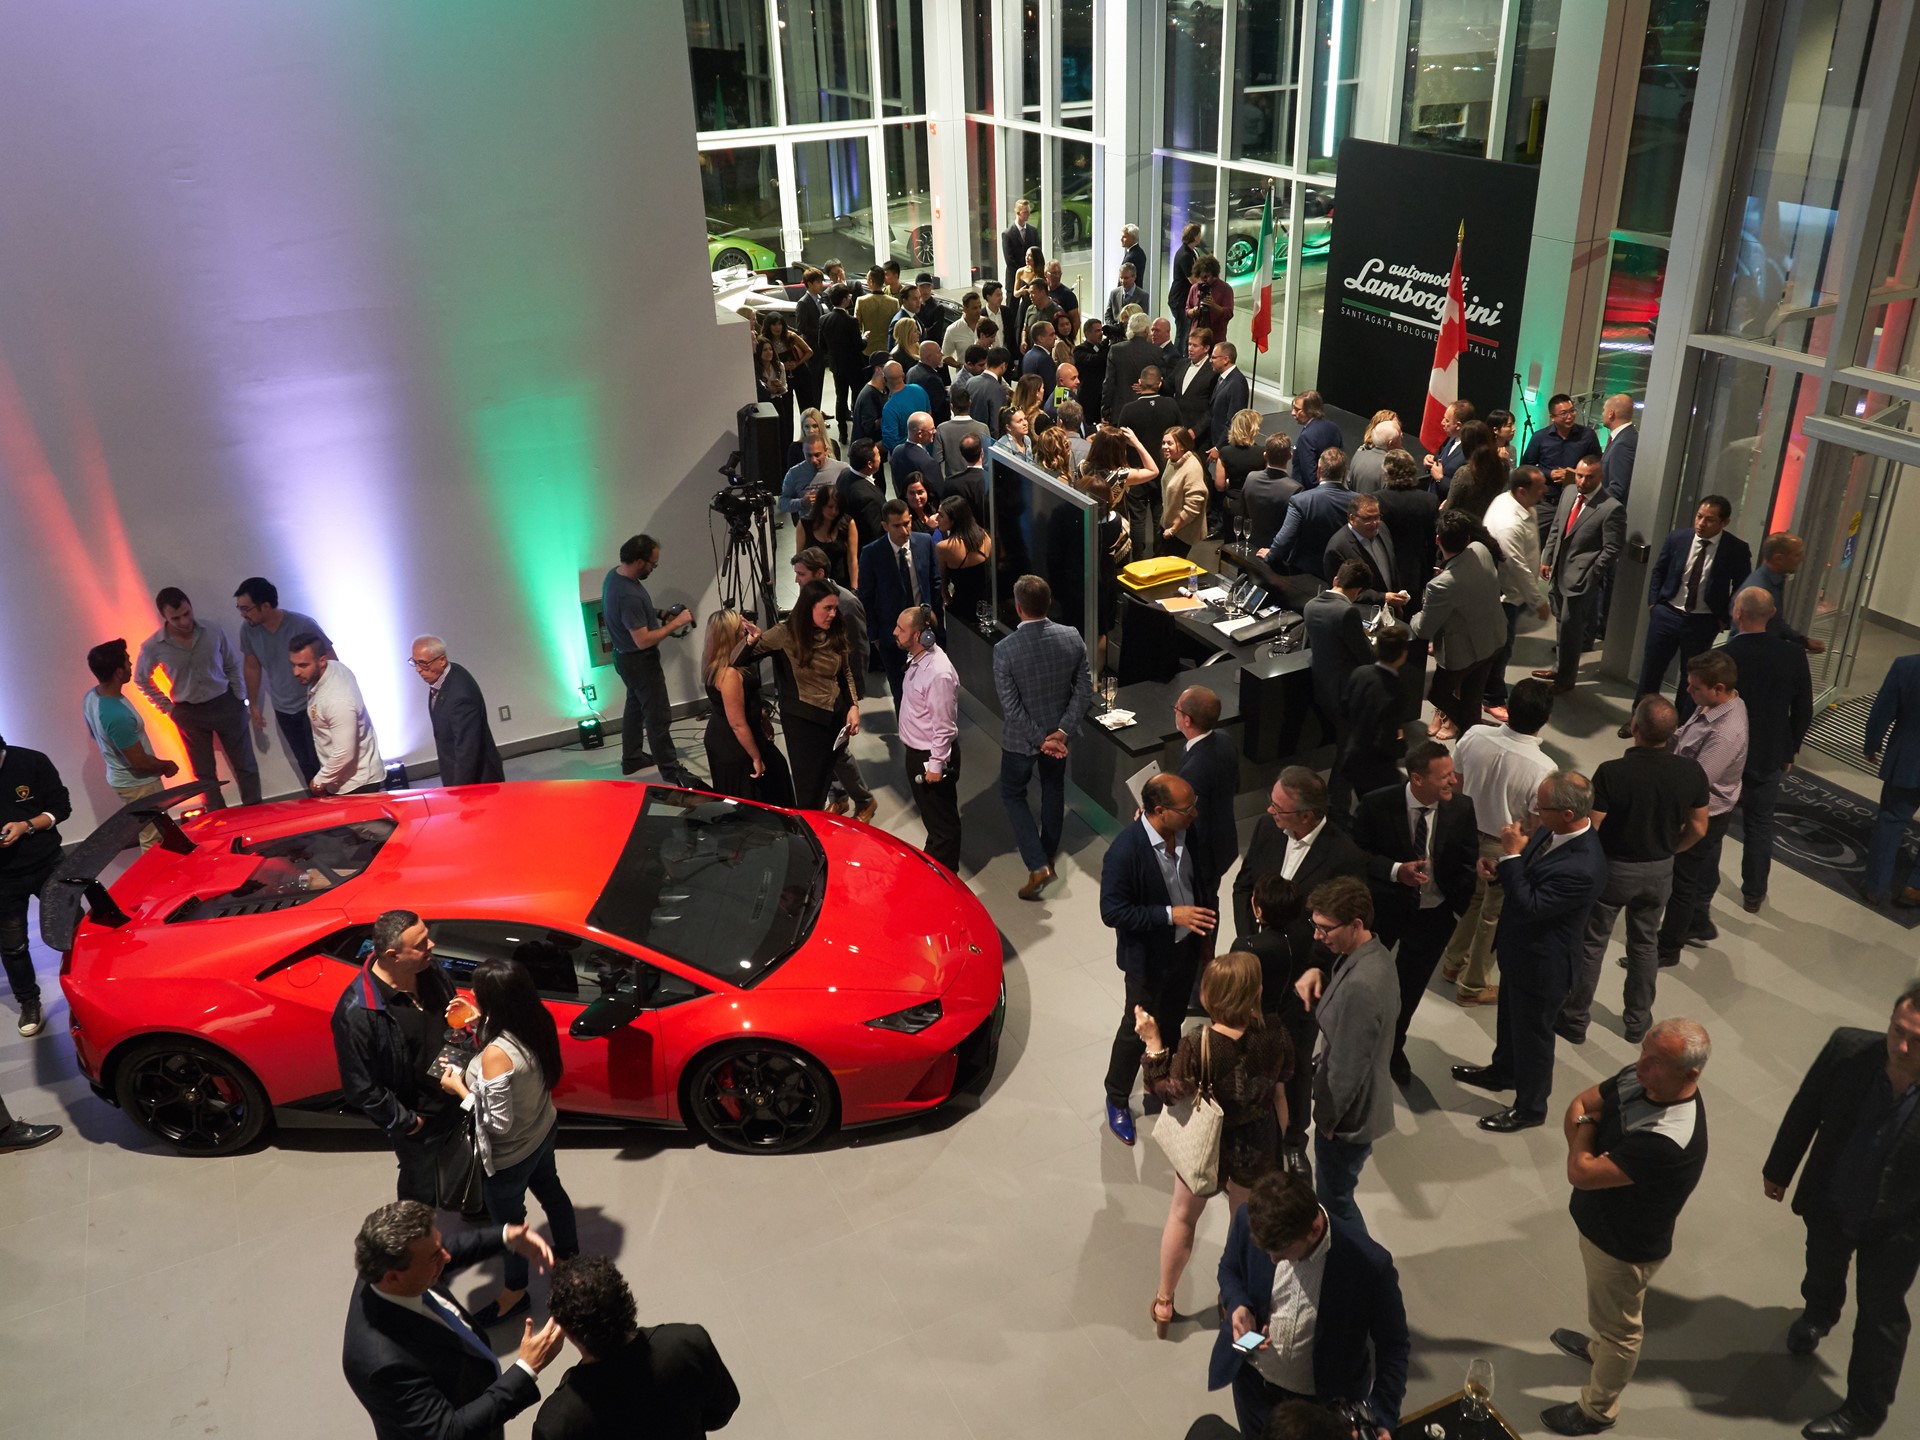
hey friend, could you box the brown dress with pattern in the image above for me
[1143,1024,1294,1189]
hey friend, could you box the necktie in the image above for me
[897,545,917,603]
[1413,806,1430,858]
[1565,495,1585,535]
[424,1289,500,1371]
[1682,539,1708,612]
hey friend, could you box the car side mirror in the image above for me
[570,988,644,1040]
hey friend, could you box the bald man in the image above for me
[906,340,950,425]
[1601,394,1639,504]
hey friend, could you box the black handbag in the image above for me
[431,1028,488,1218]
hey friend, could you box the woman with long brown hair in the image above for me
[1134,950,1293,1336]
[936,495,993,627]
[700,610,794,805]
[798,482,859,591]
[741,579,859,809]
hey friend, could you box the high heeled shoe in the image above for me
[1151,1294,1175,1338]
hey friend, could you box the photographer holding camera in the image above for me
[602,534,696,787]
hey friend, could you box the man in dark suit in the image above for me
[1000,198,1040,295]
[1863,650,1920,906]
[1209,341,1252,448]
[1211,1173,1408,1440]
[1352,741,1478,1087]
[905,342,950,426]
[856,501,943,709]
[1535,456,1625,693]
[994,574,1094,901]
[1600,393,1638,503]
[1232,766,1366,954]
[1175,686,1240,883]
[412,638,505,787]
[1723,586,1813,912]
[1241,435,1300,544]
[535,1255,739,1440]
[1290,390,1345,488]
[942,434,989,520]
[1452,770,1609,1132]
[1624,494,1752,734]
[1763,988,1920,1440]
[343,1200,562,1440]
[1323,493,1407,609]
[1103,312,1161,422]
[837,438,890,546]
[1339,623,1410,803]
[889,412,940,501]
[1423,400,1471,496]
[1169,328,1219,449]
[1304,562,1376,762]
[1267,463,1352,580]
[1118,367,1184,559]
[1100,772,1218,1144]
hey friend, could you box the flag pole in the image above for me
[1250,181,1275,393]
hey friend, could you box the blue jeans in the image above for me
[1314,1131,1373,1237]
[998,748,1067,874]
[1864,781,1920,897]
[483,1123,578,1290]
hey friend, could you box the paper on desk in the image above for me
[1214,615,1260,637]
[1094,709,1137,730]
[1160,595,1206,613]
[1196,586,1231,603]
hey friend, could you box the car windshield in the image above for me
[586,789,825,986]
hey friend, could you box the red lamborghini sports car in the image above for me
[47,781,1004,1156]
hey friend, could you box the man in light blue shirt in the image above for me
[84,639,179,848]
[879,361,929,450]
[234,576,330,786]
[779,434,848,517]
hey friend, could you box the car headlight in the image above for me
[864,999,943,1034]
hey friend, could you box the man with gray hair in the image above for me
[1350,417,1399,495]
[1119,223,1147,292]
[1558,696,1709,1048]
[1103,309,1161,421]
[1106,262,1148,328]
[1453,769,1609,1132]
[1722,584,1813,912]
[411,635,504,788]
[1542,1019,1710,1436]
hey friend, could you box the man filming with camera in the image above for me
[602,534,696,787]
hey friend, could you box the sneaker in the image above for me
[17,999,44,1038]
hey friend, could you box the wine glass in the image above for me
[975,600,993,634]
[1235,515,1252,548]
[1099,675,1118,713]
[1463,1357,1494,1422]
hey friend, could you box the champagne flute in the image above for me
[976,600,993,634]
[1463,1356,1494,1422]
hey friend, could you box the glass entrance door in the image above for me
[1795,441,1899,703]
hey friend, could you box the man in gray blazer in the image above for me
[1296,876,1399,1237]
[933,412,990,486]
[1536,455,1626,693]
[1413,511,1509,735]
[993,573,1094,901]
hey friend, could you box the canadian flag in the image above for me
[1419,222,1467,453]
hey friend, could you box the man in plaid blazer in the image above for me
[993,573,1094,900]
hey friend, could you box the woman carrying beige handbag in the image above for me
[1136,950,1293,1338]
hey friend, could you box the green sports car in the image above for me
[708,224,782,274]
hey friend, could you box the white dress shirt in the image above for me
[1670,532,1719,614]
[1484,490,1545,608]
[306,659,386,794]
[1390,784,1444,908]
[1280,816,1327,880]
[1453,723,1556,837]
[1143,815,1196,940]
[1498,820,1593,870]
[1250,1211,1329,1393]
[368,1245,540,1380]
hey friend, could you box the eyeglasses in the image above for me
[1266,804,1311,819]
[1159,802,1197,816]
[408,657,446,671]
[1310,919,1347,936]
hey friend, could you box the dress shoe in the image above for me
[469,1293,532,1329]
[1895,886,1920,909]
[1530,667,1559,681]
[619,752,655,775]
[1451,1065,1511,1092]
[1105,1100,1136,1145]
[1018,867,1055,901]
[1787,1315,1830,1356]
[1541,1401,1613,1435]
[1622,1027,1646,1046]
[1555,1024,1587,1046]
[1483,704,1510,724]
[1858,884,1891,906]
[1550,1328,1594,1363]
[1685,922,1719,947]
[1456,985,1499,1007]
[16,998,44,1038]
[1389,1053,1413,1087]
[0,1120,61,1154]
[1743,894,1764,914]
[826,795,852,816]
[1616,721,1635,739]
[853,798,879,824]
[1802,1405,1878,1439]
[1657,950,1681,968]
[1479,1107,1546,1133]
[1440,963,1464,983]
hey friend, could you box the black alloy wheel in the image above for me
[114,1038,270,1154]
[713,246,753,271]
[686,1043,834,1154]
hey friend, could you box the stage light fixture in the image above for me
[577,717,604,750]
[384,760,410,790]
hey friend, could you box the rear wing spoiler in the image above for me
[38,780,215,952]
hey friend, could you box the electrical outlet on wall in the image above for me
[583,685,597,702]
[498,705,510,721]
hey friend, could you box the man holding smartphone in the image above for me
[1210,1172,1408,1440]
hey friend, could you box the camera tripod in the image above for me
[716,502,780,626]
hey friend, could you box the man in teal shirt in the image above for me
[83,639,178,848]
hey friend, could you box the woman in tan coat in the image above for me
[1158,425,1208,558]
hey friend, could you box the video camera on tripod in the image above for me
[710,449,778,532]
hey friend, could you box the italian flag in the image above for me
[1250,187,1276,353]
[1419,221,1467,453]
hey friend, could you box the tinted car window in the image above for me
[427,921,586,999]
[587,788,825,986]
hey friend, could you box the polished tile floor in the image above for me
[1,622,1914,1439]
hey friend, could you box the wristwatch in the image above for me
[1575,1114,1598,1127]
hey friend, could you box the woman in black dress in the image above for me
[935,495,993,629]
[1135,950,1293,1337]
[699,610,794,805]
[741,580,859,809]
[1211,407,1265,535]
[798,482,859,591]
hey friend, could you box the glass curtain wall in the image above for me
[685,0,928,275]
[1660,0,1920,699]
[964,0,1105,307]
